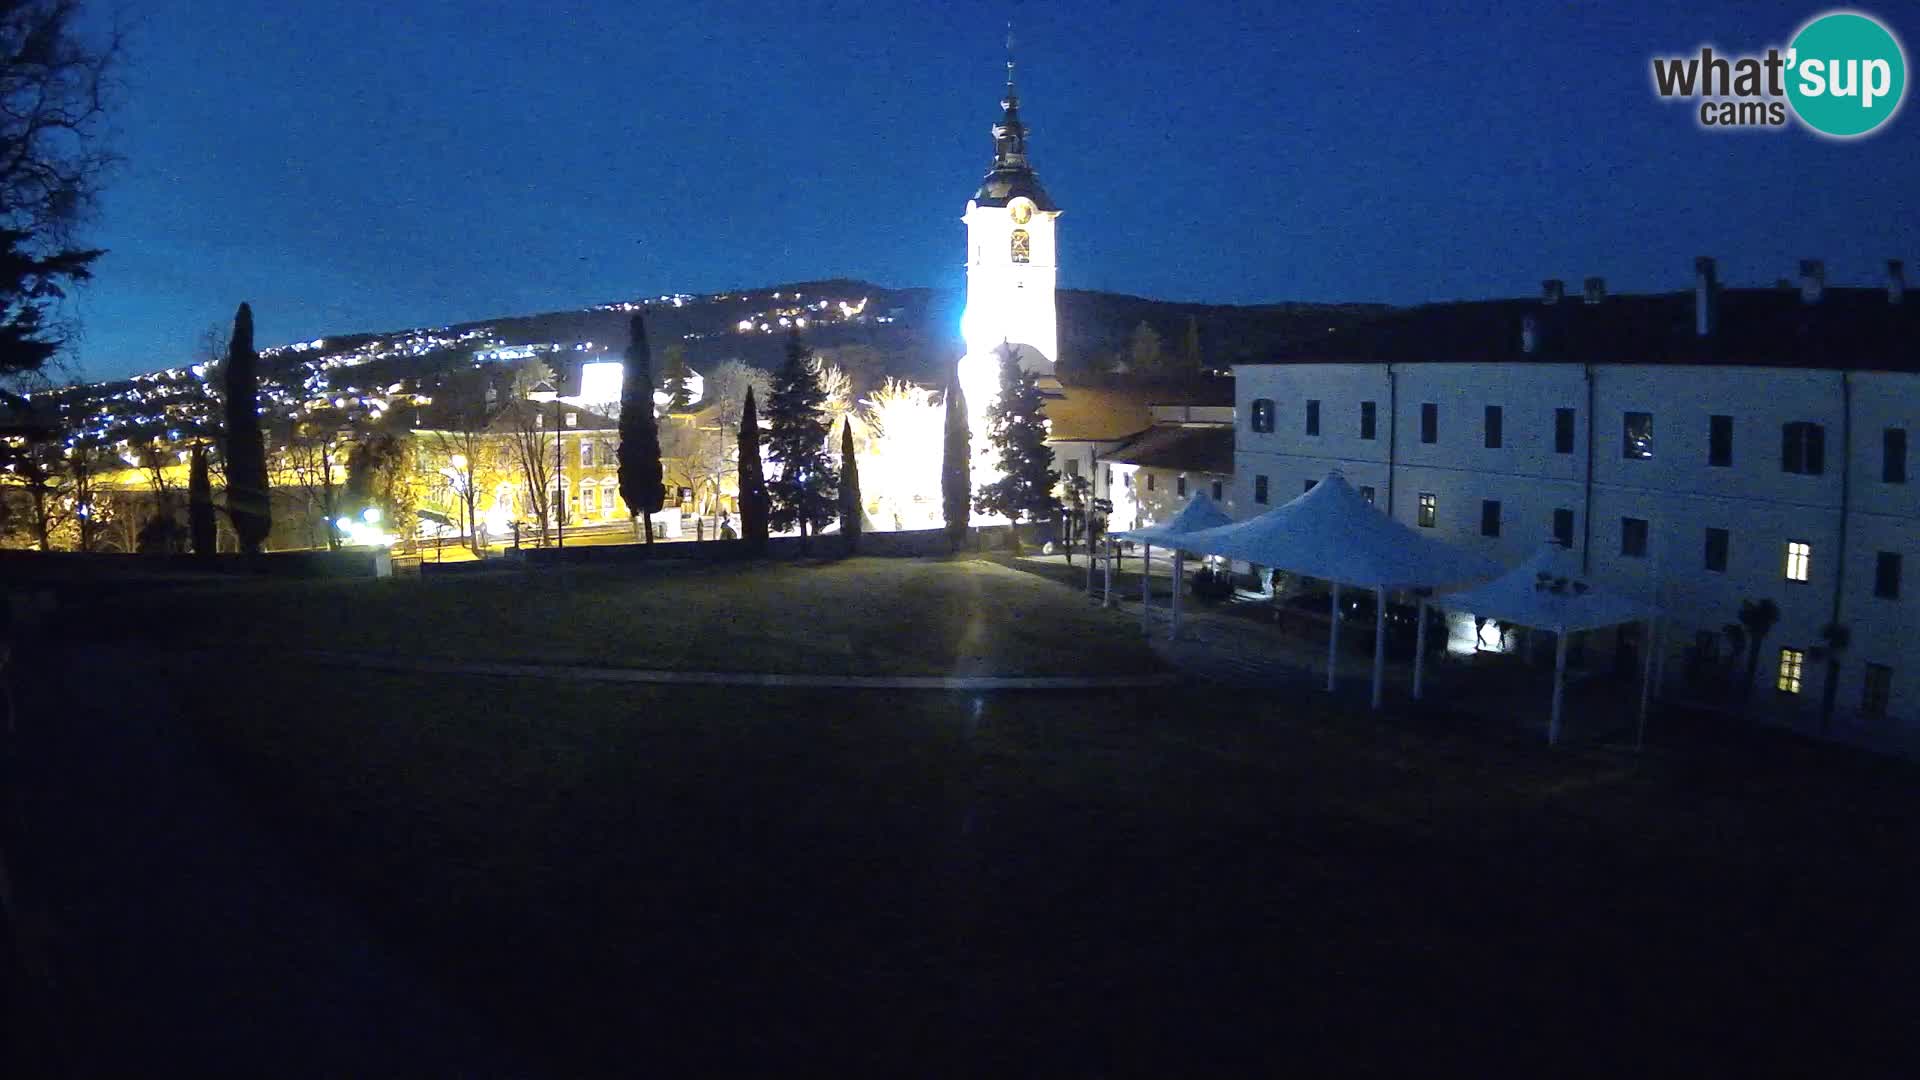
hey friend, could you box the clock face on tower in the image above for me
[1009,199,1033,225]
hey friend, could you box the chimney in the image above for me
[1583,277,1606,305]
[1542,279,1565,305]
[1799,259,1825,303]
[1694,256,1718,337]
[1891,259,1907,305]
[1521,314,1540,355]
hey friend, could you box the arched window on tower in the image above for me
[1010,228,1030,264]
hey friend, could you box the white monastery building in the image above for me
[1232,261,1918,739]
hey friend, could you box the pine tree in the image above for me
[188,442,215,556]
[660,343,693,412]
[838,417,862,552]
[737,386,770,550]
[974,344,1060,523]
[941,363,970,551]
[617,314,666,543]
[222,303,271,553]
[764,328,838,539]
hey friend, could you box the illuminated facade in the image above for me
[955,52,1063,515]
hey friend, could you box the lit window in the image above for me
[578,480,595,513]
[1417,492,1436,528]
[1863,664,1893,720]
[565,412,578,428]
[602,485,617,511]
[1777,648,1805,695]
[1785,540,1811,583]
[1249,399,1275,434]
[1622,412,1653,460]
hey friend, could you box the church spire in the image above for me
[993,24,1028,169]
[971,26,1056,211]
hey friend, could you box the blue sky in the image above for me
[69,0,1920,378]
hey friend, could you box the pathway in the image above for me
[299,649,1181,691]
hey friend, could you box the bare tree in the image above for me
[0,426,70,548]
[277,409,349,549]
[0,0,123,391]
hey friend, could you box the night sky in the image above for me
[74,0,1920,378]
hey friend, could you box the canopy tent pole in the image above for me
[1170,551,1184,641]
[1326,582,1341,693]
[1371,585,1387,710]
[1636,616,1655,749]
[1549,629,1570,746]
[1141,543,1152,624]
[1651,616,1668,705]
[1103,538,1114,608]
[1413,597,1428,700]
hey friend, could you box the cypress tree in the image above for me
[941,364,970,552]
[660,344,693,412]
[764,328,838,540]
[617,313,666,543]
[974,343,1060,523]
[188,442,215,556]
[838,417,861,552]
[222,302,271,553]
[737,386,770,550]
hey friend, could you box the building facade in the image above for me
[1232,267,1917,737]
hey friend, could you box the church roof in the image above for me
[1260,286,1920,372]
[971,53,1059,212]
[974,167,1057,211]
[1105,424,1236,475]
[1042,386,1156,442]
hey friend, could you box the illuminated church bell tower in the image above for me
[957,48,1061,418]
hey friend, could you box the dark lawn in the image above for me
[181,661,1920,1074]
[75,556,1158,676]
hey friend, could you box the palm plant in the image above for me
[1809,621,1851,733]
[1735,598,1782,706]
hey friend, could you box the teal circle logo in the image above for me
[1787,11,1907,137]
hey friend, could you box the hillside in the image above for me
[35,281,1385,446]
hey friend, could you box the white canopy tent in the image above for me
[1108,492,1235,637]
[1431,543,1660,745]
[1177,471,1502,708]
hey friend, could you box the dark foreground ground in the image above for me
[9,562,1920,1074]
